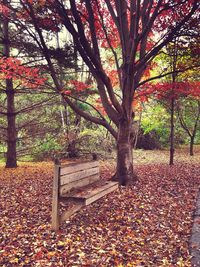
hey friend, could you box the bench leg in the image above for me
[52,200,60,231]
[52,165,60,231]
[60,203,84,222]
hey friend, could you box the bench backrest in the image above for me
[56,161,100,196]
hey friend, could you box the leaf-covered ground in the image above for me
[0,148,200,266]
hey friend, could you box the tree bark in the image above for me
[169,38,178,166]
[115,119,137,186]
[133,110,142,149]
[2,0,17,168]
[190,136,194,156]
[6,85,17,168]
[169,97,175,165]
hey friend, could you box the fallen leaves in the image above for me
[0,150,200,266]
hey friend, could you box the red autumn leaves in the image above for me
[0,57,46,88]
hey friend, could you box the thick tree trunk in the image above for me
[115,119,137,186]
[190,136,194,156]
[6,84,17,168]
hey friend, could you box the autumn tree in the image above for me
[177,97,200,156]
[138,13,200,164]
[163,27,199,160]
[160,38,189,165]
[8,0,199,184]
[167,16,200,163]
[176,31,200,156]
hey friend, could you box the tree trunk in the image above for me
[115,119,137,186]
[6,85,17,168]
[3,0,17,168]
[133,110,142,149]
[169,97,175,165]
[169,38,178,166]
[190,136,194,156]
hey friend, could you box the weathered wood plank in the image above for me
[85,182,118,205]
[69,181,118,205]
[60,161,99,176]
[60,174,99,196]
[51,165,60,231]
[60,167,99,186]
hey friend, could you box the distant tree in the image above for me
[178,97,200,156]
[143,16,200,164]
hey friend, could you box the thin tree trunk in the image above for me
[56,33,67,134]
[190,136,194,156]
[177,100,200,157]
[2,0,17,168]
[169,97,175,165]
[6,85,17,168]
[60,96,67,133]
[169,39,178,166]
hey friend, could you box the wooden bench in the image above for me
[52,161,118,230]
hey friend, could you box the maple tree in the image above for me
[155,81,200,158]
[161,37,199,160]
[166,17,200,163]
[155,38,186,166]
[137,79,200,161]
[175,34,200,156]
[136,20,200,163]
[4,0,199,183]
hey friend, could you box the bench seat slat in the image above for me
[69,181,118,205]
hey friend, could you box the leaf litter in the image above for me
[0,149,200,266]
